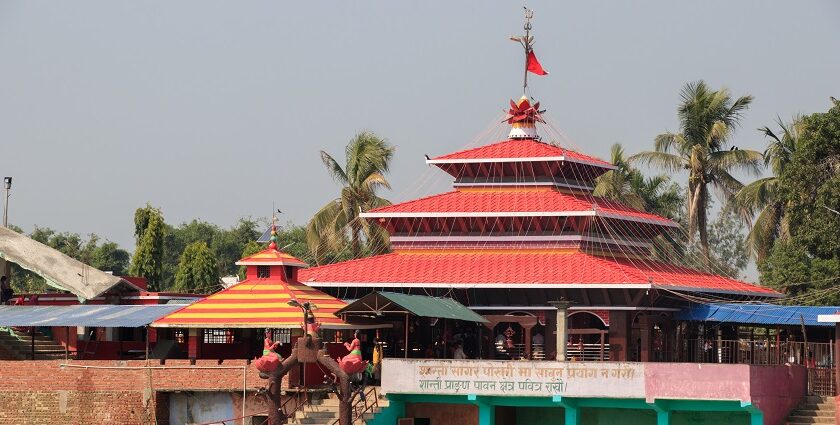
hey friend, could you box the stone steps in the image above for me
[0,328,67,360]
[287,387,385,425]
[786,396,836,425]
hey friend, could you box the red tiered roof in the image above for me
[361,189,677,226]
[299,251,779,297]
[428,139,614,168]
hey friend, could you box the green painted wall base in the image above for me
[384,394,763,425]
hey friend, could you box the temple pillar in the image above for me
[523,325,532,359]
[639,312,651,362]
[545,310,557,360]
[187,328,201,363]
[609,311,631,361]
[549,301,571,361]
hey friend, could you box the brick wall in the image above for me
[0,360,277,425]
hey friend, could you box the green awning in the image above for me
[336,291,488,323]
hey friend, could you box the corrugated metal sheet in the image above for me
[337,291,489,323]
[0,226,141,301]
[0,304,189,327]
[675,304,840,327]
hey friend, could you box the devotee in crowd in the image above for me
[0,276,13,304]
[453,342,467,359]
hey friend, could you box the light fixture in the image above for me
[3,177,11,190]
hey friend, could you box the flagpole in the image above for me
[522,8,533,96]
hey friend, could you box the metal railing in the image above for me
[674,339,834,367]
[330,385,379,425]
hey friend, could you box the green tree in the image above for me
[735,117,803,261]
[760,100,840,301]
[594,143,683,219]
[129,207,165,291]
[238,240,263,280]
[173,241,220,293]
[307,132,394,263]
[631,81,762,269]
[91,242,131,276]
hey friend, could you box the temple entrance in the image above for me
[568,311,609,361]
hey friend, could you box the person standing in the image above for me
[0,276,13,304]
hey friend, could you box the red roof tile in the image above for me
[430,139,613,167]
[298,252,778,296]
[363,189,676,226]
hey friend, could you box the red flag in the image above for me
[527,50,549,75]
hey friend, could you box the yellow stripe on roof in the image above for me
[165,312,343,319]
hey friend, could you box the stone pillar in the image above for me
[549,301,571,362]
[609,311,631,361]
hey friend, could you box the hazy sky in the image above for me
[1,1,839,263]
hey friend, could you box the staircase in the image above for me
[787,395,836,424]
[288,387,389,425]
[0,328,67,360]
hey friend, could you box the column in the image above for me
[639,313,651,362]
[656,410,671,425]
[477,402,495,425]
[564,404,580,425]
[609,311,631,361]
[524,325,533,359]
[187,328,201,364]
[549,301,571,361]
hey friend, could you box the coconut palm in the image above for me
[307,132,394,264]
[734,116,802,262]
[630,81,763,269]
[595,143,683,220]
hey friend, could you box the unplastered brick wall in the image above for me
[0,360,272,425]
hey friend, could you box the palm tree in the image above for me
[307,132,394,264]
[595,143,683,220]
[630,81,763,269]
[734,116,802,262]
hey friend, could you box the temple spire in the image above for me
[268,213,279,250]
[510,7,548,96]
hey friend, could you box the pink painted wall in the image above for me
[645,363,807,425]
[645,363,751,400]
[749,365,807,425]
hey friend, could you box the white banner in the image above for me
[381,359,645,398]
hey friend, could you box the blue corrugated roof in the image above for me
[0,304,189,327]
[675,304,840,327]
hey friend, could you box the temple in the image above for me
[299,95,779,363]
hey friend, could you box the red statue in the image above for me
[339,330,368,375]
[254,334,283,375]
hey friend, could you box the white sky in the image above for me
[1,1,839,282]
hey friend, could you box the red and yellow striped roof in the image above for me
[235,247,308,267]
[153,277,348,329]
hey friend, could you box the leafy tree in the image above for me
[173,241,220,293]
[760,100,840,302]
[91,242,130,276]
[129,207,165,291]
[238,240,263,280]
[631,81,762,269]
[735,116,803,261]
[705,207,749,278]
[307,132,394,263]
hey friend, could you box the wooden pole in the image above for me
[64,327,69,362]
[145,326,150,362]
[30,326,35,360]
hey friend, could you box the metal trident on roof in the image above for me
[510,7,536,95]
